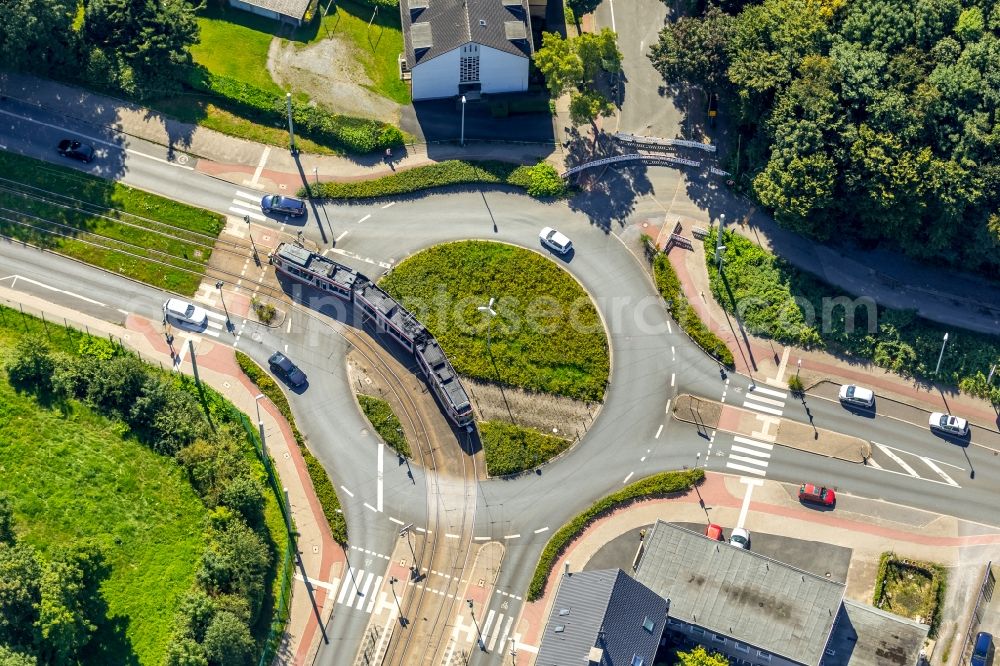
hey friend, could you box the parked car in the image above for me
[798,483,836,507]
[971,632,994,666]
[729,527,750,550]
[163,298,208,327]
[57,139,95,163]
[268,351,307,387]
[261,194,306,217]
[705,524,724,541]
[838,384,875,408]
[929,412,970,437]
[539,227,573,255]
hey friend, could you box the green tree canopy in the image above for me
[533,30,622,126]
[676,645,731,666]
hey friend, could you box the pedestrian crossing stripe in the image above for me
[741,399,784,416]
[333,568,383,614]
[747,385,787,399]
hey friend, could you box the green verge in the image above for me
[652,252,735,368]
[191,1,284,94]
[235,351,348,545]
[357,394,411,458]
[0,151,224,296]
[527,469,704,601]
[706,229,1000,404]
[301,160,569,200]
[380,240,609,401]
[480,420,572,476]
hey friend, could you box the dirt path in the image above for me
[267,38,402,125]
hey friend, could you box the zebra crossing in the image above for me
[722,384,789,478]
[228,190,267,222]
[742,384,788,416]
[725,435,774,477]
[443,604,518,663]
[332,567,385,615]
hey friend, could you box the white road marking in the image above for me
[293,572,339,592]
[504,533,521,539]
[286,315,292,333]
[733,436,774,450]
[340,485,354,497]
[117,308,128,315]
[623,471,634,484]
[729,454,769,467]
[357,214,371,224]
[381,202,396,209]
[234,190,262,202]
[725,462,766,476]
[335,230,349,242]
[655,424,663,439]
[667,320,672,334]
[748,385,787,399]
[731,445,771,458]
[446,533,460,539]
[473,536,490,541]
[920,457,961,487]
[329,247,392,269]
[608,0,616,31]
[229,205,266,221]
[533,526,549,534]
[249,147,271,187]
[671,373,675,387]
[665,399,671,414]
[363,502,378,512]
[742,393,785,407]
[389,516,404,525]
[736,477,762,529]
[873,442,920,478]
[377,442,384,512]
[6,274,107,306]
[741,400,783,416]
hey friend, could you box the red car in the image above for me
[705,524,724,541]
[798,483,836,506]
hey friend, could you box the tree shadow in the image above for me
[564,129,653,231]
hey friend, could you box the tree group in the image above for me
[534,29,623,126]
[650,0,1000,278]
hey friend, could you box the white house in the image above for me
[401,0,533,101]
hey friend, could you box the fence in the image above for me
[613,132,718,153]
[561,153,701,177]
[959,563,995,664]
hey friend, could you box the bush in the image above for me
[872,551,893,606]
[356,394,411,458]
[652,254,735,368]
[251,298,276,325]
[527,469,703,601]
[301,160,570,200]
[5,336,55,394]
[480,421,572,476]
[787,374,804,394]
[235,352,348,545]
[186,71,403,154]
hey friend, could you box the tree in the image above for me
[219,475,265,528]
[0,645,37,666]
[202,611,255,666]
[163,637,208,666]
[676,646,730,666]
[565,0,601,18]
[954,7,984,43]
[5,337,55,394]
[129,375,206,455]
[197,519,271,621]
[0,0,77,74]
[533,32,583,97]
[533,30,622,127]
[569,90,615,127]
[575,28,622,82]
[0,543,42,650]
[0,494,15,545]
[34,545,109,665]
[649,5,735,89]
[174,590,216,643]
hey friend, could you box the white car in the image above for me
[839,384,875,408]
[929,412,969,437]
[539,227,573,254]
[729,527,750,550]
[163,298,208,327]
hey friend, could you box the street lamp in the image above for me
[468,599,486,652]
[244,215,260,264]
[714,213,726,272]
[934,332,949,375]
[460,95,467,147]
[399,524,419,577]
[388,577,406,624]
[796,358,801,377]
[286,92,296,154]
[215,281,232,333]
[478,298,514,422]
[254,393,267,463]
[509,637,517,661]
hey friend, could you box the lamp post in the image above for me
[468,599,486,652]
[388,577,405,624]
[254,393,267,463]
[715,213,726,272]
[215,281,231,332]
[460,95,467,147]
[244,215,260,264]
[509,637,517,661]
[286,92,297,154]
[934,332,949,375]
[796,358,801,377]
[399,524,419,577]
[478,298,514,422]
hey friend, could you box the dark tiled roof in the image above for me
[401,0,531,66]
[536,569,666,666]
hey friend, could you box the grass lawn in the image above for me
[291,0,410,105]
[0,151,224,295]
[0,343,207,664]
[874,554,946,635]
[379,241,609,402]
[479,420,571,476]
[192,2,285,94]
[357,393,411,457]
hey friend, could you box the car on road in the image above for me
[929,412,969,437]
[971,631,994,666]
[539,227,573,255]
[705,524,724,541]
[839,384,875,408]
[798,483,836,507]
[261,194,306,217]
[163,298,208,328]
[57,139,95,163]
[729,527,750,549]
[268,351,307,387]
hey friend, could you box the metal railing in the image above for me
[959,563,995,664]
[561,153,701,177]
[613,132,718,153]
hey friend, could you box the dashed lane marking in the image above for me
[655,424,663,439]
[340,485,354,497]
[381,202,395,209]
[534,527,549,534]
[357,214,371,224]
[363,502,378,512]
[388,516,404,525]
[623,471,634,484]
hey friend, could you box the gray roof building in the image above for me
[228,0,310,24]
[635,521,846,666]
[825,600,929,666]
[536,568,666,666]
[401,0,532,67]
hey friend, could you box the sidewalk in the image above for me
[660,228,1000,432]
[517,473,1000,666]
[0,285,345,666]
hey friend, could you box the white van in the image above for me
[839,384,875,408]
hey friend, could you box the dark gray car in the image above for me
[261,194,306,217]
[268,351,307,387]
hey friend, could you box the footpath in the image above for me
[0,285,344,666]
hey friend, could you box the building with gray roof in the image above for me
[400,0,533,100]
[535,568,666,666]
[228,0,310,25]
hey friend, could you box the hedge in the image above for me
[357,394,411,458]
[236,351,348,545]
[301,160,569,200]
[187,70,404,154]
[652,253,735,368]
[527,469,704,601]
[480,421,572,477]
[871,551,893,606]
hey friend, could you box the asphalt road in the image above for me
[4,89,1000,665]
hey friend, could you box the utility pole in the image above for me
[478,298,514,422]
[188,339,200,387]
[286,92,297,154]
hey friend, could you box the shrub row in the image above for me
[187,70,404,154]
[706,231,1000,405]
[357,394,411,458]
[527,469,704,601]
[652,253,735,368]
[480,420,572,477]
[301,160,569,200]
[236,351,348,545]
[871,551,893,607]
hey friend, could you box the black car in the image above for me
[261,194,306,217]
[268,351,307,387]
[57,139,95,163]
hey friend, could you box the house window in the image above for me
[460,43,480,83]
[642,616,655,633]
[735,643,751,654]
[757,650,772,662]
[690,626,705,636]
[712,634,726,644]
[631,656,644,666]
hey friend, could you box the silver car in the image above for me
[839,384,875,408]
[539,227,573,254]
[163,298,208,327]
[729,527,750,550]
[929,412,969,437]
